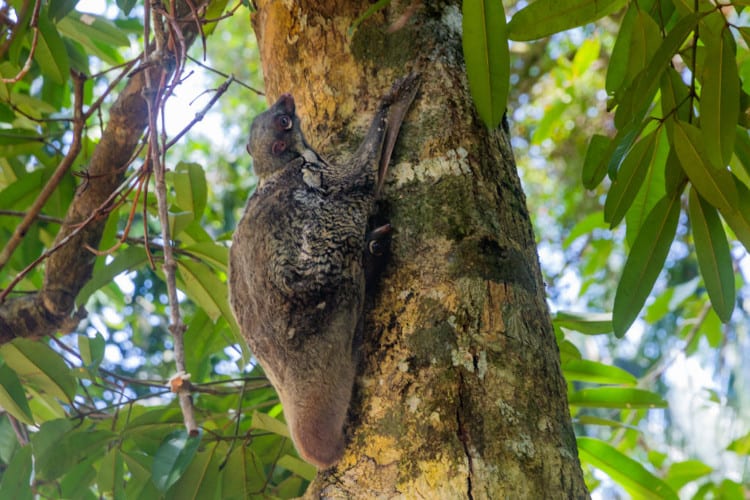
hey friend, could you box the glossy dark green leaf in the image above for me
[462,0,510,128]
[701,30,739,168]
[553,311,612,334]
[35,11,70,85]
[578,437,678,499]
[605,129,658,227]
[0,446,32,500]
[569,387,667,408]
[689,188,735,322]
[613,195,680,336]
[561,360,636,385]
[582,134,610,188]
[0,338,77,402]
[673,120,738,213]
[507,0,626,41]
[0,360,34,425]
[152,430,202,492]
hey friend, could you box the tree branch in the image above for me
[0,1,203,343]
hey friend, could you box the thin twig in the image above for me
[0,210,64,224]
[144,7,198,435]
[0,72,86,272]
[165,76,233,149]
[186,54,264,95]
[1,0,41,84]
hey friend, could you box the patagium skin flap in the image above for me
[229,75,419,468]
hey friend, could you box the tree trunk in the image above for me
[251,1,588,497]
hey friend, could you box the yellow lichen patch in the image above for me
[362,433,401,465]
[399,455,468,496]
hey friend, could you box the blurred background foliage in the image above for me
[0,0,748,497]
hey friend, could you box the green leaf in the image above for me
[76,246,150,307]
[221,447,267,499]
[61,12,130,46]
[78,333,105,369]
[48,0,78,22]
[613,195,680,336]
[569,387,667,408]
[173,162,207,219]
[664,459,712,492]
[252,411,290,438]
[605,5,635,94]
[701,30,739,168]
[625,130,670,245]
[35,11,70,85]
[462,0,510,128]
[689,188,735,322]
[167,445,221,500]
[151,430,202,492]
[605,129,658,227]
[97,448,124,499]
[553,311,612,334]
[609,9,661,102]
[0,360,34,425]
[673,120,738,213]
[578,437,678,499]
[0,446,32,500]
[57,14,128,65]
[33,423,116,480]
[721,175,750,252]
[660,68,691,142]
[0,338,77,402]
[507,0,626,41]
[582,134,610,188]
[615,13,697,130]
[176,259,233,323]
[727,431,750,455]
[561,359,636,385]
[182,242,228,271]
[277,454,317,481]
[573,415,639,429]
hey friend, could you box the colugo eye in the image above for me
[278,115,292,130]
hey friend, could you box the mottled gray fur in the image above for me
[229,76,418,468]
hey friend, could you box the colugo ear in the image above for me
[272,140,287,156]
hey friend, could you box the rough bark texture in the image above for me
[251,0,588,497]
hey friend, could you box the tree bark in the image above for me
[251,1,588,497]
